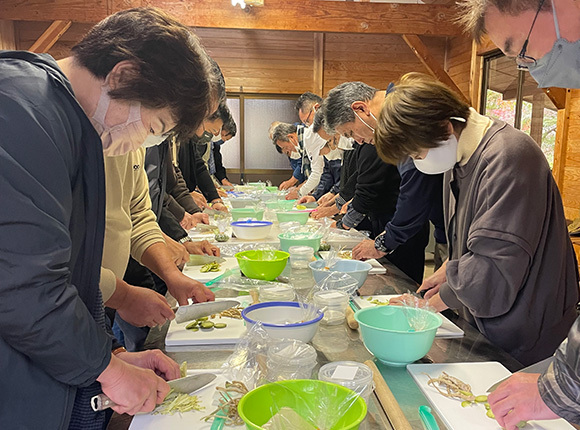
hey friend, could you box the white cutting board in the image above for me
[182,257,239,283]
[407,362,574,430]
[353,295,464,338]
[165,297,251,347]
[318,252,387,275]
[129,369,245,430]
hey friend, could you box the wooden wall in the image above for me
[14,21,472,100]
[446,35,474,103]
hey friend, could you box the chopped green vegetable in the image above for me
[215,233,230,242]
[186,321,199,330]
[319,243,330,251]
[214,323,227,329]
[153,389,205,415]
[475,395,488,403]
[486,410,495,419]
[199,316,209,321]
[461,401,472,408]
[200,262,221,273]
[200,321,215,329]
[180,361,188,378]
[484,403,491,410]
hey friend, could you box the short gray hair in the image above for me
[312,107,326,134]
[323,82,377,133]
[457,0,550,43]
[272,122,297,145]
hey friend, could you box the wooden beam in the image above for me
[402,34,470,103]
[544,87,567,110]
[530,92,545,146]
[476,35,499,56]
[29,20,71,53]
[0,20,16,50]
[313,32,324,96]
[0,0,463,36]
[552,89,571,190]
[469,39,483,108]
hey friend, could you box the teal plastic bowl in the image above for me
[276,199,296,210]
[235,250,289,281]
[309,259,372,289]
[276,211,310,225]
[231,208,265,221]
[354,306,442,366]
[267,186,279,193]
[278,233,322,252]
[238,379,367,430]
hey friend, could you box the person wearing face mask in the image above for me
[323,81,443,284]
[296,91,323,127]
[0,7,221,429]
[458,0,580,427]
[377,73,578,370]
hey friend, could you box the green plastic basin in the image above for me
[235,250,289,281]
[355,306,442,366]
[276,211,310,225]
[231,208,265,221]
[238,379,367,430]
[278,233,322,252]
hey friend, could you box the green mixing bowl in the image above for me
[238,379,367,430]
[355,306,442,366]
[231,208,265,221]
[267,186,279,193]
[235,250,289,281]
[276,199,296,210]
[276,211,310,225]
[278,233,322,252]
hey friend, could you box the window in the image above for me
[219,95,300,179]
[481,52,557,167]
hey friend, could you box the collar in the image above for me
[457,108,493,166]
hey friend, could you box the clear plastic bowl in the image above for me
[313,290,349,325]
[267,339,317,381]
[259,284,296,302]
[318,361,374,405]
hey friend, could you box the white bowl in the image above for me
[242,301,323,343]
[231,221,273,240]
[309,259,372,289]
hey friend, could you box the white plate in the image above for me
[353,295,464,338]
[182,257,239,283]
[318,252,386,275]
[129,369,245,430]
[407,362,574,430]
[165,297,251,347]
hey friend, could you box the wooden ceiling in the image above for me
[0,0,463,36]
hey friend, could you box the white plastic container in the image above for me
[259,284,295,302]
[267,339,317,382]
[318,361,374,405]
[288,245,315,270]
[313,290,349,325]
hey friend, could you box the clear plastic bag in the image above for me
[397,292,438,332]
[211,272,290,293]
[313,271,359,297]
[217,243,277,257]
[266,339,317,382]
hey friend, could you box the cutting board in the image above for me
[318,252,387,275]
[353,295,464,338]
[182,257,239,283]
[165,297,251,347]
[129,369,245,430]
[407,362,574,430]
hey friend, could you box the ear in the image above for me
[105,60,140,90]
[313,103,320,111]
[351,101,369,115]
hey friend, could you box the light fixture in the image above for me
[231,0,264,10]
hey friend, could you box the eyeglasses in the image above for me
[303,108,314,125]
[516,0,545,70]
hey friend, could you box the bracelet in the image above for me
[112,346,127,356]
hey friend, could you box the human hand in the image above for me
[191,212,209,225]
[222,179,233,187]
[211,202,228,212]
[184,240,220,256]
[352,239,386,260]
[116,349,181,381]
[165,237,189,267]
[297,195,316,204]
[311,205,338,220]
[317,193,336,207]
[488,373,559,430]
[339,200,352,215]
[179,212,198,231]
[279,179,294,190]
[116,284,174,327]
[217,188,228,198]
[286,189,299,200]
[166,273,215,306]
[417,260,447,299]
[190,191,208,209]
[97,354,170,415]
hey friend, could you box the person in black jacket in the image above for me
[210,105,237,187]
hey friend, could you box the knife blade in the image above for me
[186,254,226,267]
[486,356,553,393]
[90,373,217,412]
[175,299,240,324]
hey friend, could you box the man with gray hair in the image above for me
[296,91,323,126]
[459,0,580,427]
[323,81,446,284]
[458,0,580,88]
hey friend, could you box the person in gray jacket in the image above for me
[457,0,580,427]
[378,73,578,368]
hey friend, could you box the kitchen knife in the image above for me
[186,254,226,267]
[90,373,217,412]
[486,356,553,393]
[175,299,240,324]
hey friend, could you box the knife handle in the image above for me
[90,394,117,411]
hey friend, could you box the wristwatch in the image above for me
[374,234,391,254]
[178,236,193,244]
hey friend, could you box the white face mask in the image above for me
[90,86,153,156]
[289,150,302,159]
[337,136,354,151]
[353,110,377,133]
[142,134,169,149]
[413,135,458,175]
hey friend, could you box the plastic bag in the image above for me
[217,243,277,257]
[266,339,317,382]
[325,227,369,249]
[313,271,359,297]
[211,272,290,292]
[397,292,438,332]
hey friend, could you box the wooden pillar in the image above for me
[313,32,324,96]
[0,20,16,50]
[552,89,571,190]
[530,93,545,146]
[469,40,483,109]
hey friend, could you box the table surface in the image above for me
[106,260,532,430]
